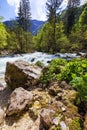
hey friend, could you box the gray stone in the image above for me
[5,60,42,89]
[40,108,55,129]
[6,87,33,116]
[60,121,67,130]
[49,84,62,96]
[53,115,62,125]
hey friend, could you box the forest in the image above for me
[0,0,87,54]
[0,0,87,129]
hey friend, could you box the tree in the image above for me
[46,0,63,52]
[55,21,70,52]
[17,0,31,31]
[0,21,8,49]
[17,0,32,52]
[79,3,87,27]
[66,0,80,34]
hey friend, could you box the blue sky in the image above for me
[0,0,47,21]
[0,0,87,21]
[0,0,16,21]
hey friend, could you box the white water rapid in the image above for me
[0,52,80,85]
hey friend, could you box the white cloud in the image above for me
[30,0,47,21]
[6,0,87,21]
[7,0,20,15]
[7,0,47,21]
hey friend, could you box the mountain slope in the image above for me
[4,20,45,35]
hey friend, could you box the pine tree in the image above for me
[17,0,31,32]
[66,0,80,34]
[17,0,31,52]
[46,0,63,52]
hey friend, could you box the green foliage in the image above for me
[55,21,70,52]
[70,74,87,100]
[0,22,8,49]
[35,61,44,68]
[34,21,70,53]
[34,23,55,52]
[6,26,33,52]
[79,5,87,26]
[7,30,18,51]
[58,58,87,101]
[69,118,83,130]
[60,58,87,82]
[40,58,87,101]
[40,58,67,83]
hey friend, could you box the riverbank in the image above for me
[0,59,87,129]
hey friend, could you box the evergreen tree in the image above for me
[46,0,63,52]
[17,0,31,31]
[66,0,80,34]
[79,3,87,27]
[17,0,31,52]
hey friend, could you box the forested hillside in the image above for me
[0,0,87,129]
[4,20,45,35]
[0,0,87,53]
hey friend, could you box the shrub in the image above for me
[40,58,87,102]
[40,58,67,83]
[59,58,87,82]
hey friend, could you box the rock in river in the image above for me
[5,60,42,89]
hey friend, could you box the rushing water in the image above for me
[0,52,81,85]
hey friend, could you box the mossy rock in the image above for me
[69,118,83,130]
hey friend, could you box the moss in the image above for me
[35,61,44,68]
[66,103,78,118]
[55,125,61,130]
[69,118,83,130]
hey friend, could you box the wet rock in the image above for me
[40,108,55,129]
[6,87,33,116]
[5,60,42,89]
[0,108,5,124]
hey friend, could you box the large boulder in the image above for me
[5,60,42,89]
[6,87,33,116]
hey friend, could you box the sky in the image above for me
[0,0,87,21]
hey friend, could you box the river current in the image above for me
[0,52,81,85]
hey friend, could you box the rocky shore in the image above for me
[0,60,86,130]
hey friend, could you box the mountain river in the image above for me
[0,52,82,85]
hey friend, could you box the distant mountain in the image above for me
[30,20,45,35]
[4,19,45,35]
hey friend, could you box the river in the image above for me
[0,52,81,85]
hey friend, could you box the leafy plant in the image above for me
[40,58,67,83]
[70,74,87,101]
[60,58,87,82]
